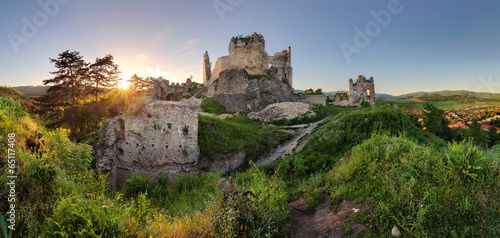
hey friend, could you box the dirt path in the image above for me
[255,115,338,166]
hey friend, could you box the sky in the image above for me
[1,0,500,96]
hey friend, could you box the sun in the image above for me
[118,79,130,89]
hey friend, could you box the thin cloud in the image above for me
[176,39,199,53]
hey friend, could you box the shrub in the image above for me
[45,129,93,175]
[361,101,371,108]
[212,166,289,237]
[124,174,150,198]
[442,140,486,181]
[44,192,131,237]
[201,98,226,115]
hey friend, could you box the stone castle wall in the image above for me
[152,78,195,100]
[96,99,199,188]
[294,94,326,106]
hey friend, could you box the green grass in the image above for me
[201,98,226,115]
[198,115,293,163]
[327,134,500,237]
[304,106,445,156]
[124,172,223,216]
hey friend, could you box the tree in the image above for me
[423,102,452,140]
[304,88,314,94]
[469,119,488,148]
[488,125,499,147]
[89,54,120,133]
[127,74,154,96]
[89,55,119,100]
[39,50,88,143]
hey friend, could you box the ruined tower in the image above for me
[203,32,293,87]
[349,75,376,106]
[203,51,212,86]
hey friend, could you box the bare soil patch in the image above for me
[288,198,370,238]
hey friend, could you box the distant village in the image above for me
[445,106,500,130]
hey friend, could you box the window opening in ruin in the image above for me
[268,62,272,69]
[117,119,126,140]
[117,148,124,157]
[367,89,371,96]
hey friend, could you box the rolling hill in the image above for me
[296,90,397,99]
[0,86,36,111]
[14,85,50,97]
[398,90,500,99]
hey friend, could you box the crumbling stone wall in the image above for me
[349,75,376,106]
[203,33,293,87]
[293,95,326,105]
[333,92,348,103]
[152,78,195,100]
[96,99,199,188]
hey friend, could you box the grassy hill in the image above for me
[398,90,500,99]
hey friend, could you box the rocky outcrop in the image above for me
[96,99,200,188]
[208,69,295,112]
[250,102,315,121]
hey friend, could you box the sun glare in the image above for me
[118,80,130,89]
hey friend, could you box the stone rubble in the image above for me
[251,102,315,121]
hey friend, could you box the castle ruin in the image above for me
[96,100,200,188]
[152,77,195,100]
[349,75,376,106]
[203,32,293,87]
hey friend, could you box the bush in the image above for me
[45,129,93,175]
[201,98,226,115]
[442,140,486,181]
[124,174,150,198]
[361,101,371,108]
[44,192,132,237]
[212,166,289,237]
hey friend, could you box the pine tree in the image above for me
[40,50,88,143]
[127,74,154,95]
[89,54,120,133]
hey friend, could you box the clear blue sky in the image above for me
[1,0,500,95]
